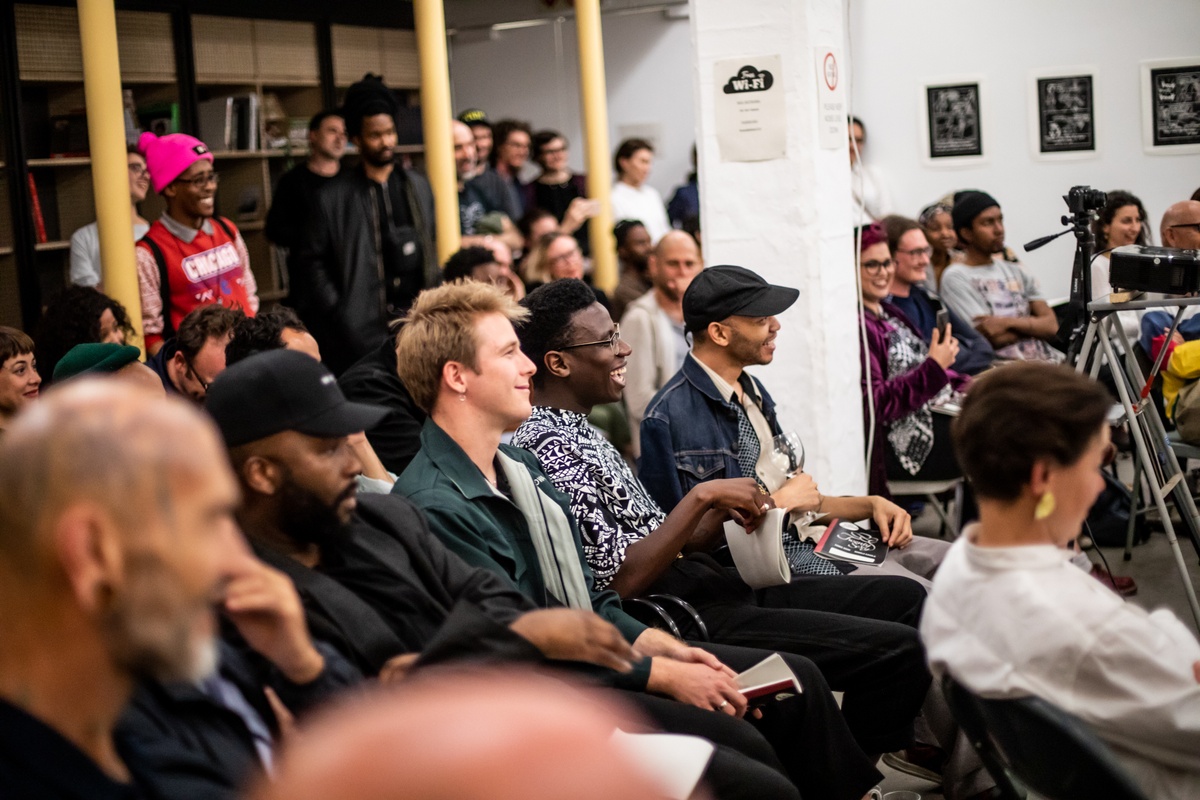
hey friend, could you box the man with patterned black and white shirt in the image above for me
[511,279,935,781]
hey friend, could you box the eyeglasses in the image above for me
[861,258,895,274]
[896,246,934,259]
[540,146,567,156]
[183,354,211,392]
[561,325,622,354]
[548,246,582,265]
[175,171,219,189]
[1169,222,1200,234]
[128,163,148,178]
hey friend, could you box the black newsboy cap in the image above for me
[682,265,799,333]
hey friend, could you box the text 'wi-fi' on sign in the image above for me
[724,65,774,94]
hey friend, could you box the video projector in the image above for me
[1108,245,1200,295]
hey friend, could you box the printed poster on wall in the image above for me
[714,55,786,162]
[925,82,982,159]
[1037,75,1095,153]
[1141,58,1200,155]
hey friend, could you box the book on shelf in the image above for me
[199,94,261,152]
[26,174,46,244]
[813,519,888,566]
[722,508,791,589]
[736,653,803,704]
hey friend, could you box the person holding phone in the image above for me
[883,215,994,375]
[857,222,970,498]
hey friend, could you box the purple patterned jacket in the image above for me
[860,301,970,497]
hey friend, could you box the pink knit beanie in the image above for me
[137,131,214,193]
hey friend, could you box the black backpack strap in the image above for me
[137,235,175,340]
[212,215,237,241]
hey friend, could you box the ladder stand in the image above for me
[1076,295,1200,630]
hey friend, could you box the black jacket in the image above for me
[337,337,427,476]
[252,493,543,677]
[293,166,436,373]
[114,637,359,800]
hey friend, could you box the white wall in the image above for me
[848,0,1200,299]
[446,5,697,199]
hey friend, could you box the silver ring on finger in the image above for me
[717,700,728,710]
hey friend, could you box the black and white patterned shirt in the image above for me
[512,405,665,589]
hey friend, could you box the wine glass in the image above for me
[771,432,817,527]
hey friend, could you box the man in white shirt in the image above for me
[621,231,702,454]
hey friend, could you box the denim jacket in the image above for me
[638,354,781,512]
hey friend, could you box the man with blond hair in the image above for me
[392,281,895,800]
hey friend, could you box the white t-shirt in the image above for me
[923,530,1200,800]
[610,181,671,245]
[69,220,151,288]
[940,257,1060,361]
[850,161,892,224]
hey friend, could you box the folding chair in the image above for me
[887,477,963,538]
[943,675,1149,800]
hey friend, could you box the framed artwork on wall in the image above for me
[1029,68,1098,160]
[1141,58,1200,155]
[920,77,985,166]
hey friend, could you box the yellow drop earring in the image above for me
[1034,491,1056,520]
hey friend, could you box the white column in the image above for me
[689,0,865,494]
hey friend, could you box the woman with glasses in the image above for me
[523,130,598,256]
[520,231,611,310]
[858,222,969,498]
[68,147,152,289]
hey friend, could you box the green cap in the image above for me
[54,343,142,381]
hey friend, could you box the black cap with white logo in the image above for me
[206,349,388,447]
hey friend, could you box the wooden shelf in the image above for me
[0,247,13,256]
[237,220,266,232]
[34,240,70,252]
[28,157,91,167]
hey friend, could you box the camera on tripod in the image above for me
[1065,185,1107,217]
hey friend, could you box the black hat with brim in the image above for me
[682,264,800,333]
[206,349,389,447]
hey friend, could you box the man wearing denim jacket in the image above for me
[639,265,945,587]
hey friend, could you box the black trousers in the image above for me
[653,558,932,756]
[698,641,883,800]
[622,691,801,800]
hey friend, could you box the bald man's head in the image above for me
[253,671,669,800]
[0,380,243,682]
[649,230,704,304]
[453,119,478,181]
[1162,201,1200,250]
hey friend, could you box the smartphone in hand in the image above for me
[934,308,950,335]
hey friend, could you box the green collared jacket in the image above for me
[395,420,651,650]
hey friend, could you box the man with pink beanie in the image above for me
[135,132,259,353]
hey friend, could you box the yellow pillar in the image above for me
[77,0,143,352]
[413,0,459,266]
[575,0,616,293]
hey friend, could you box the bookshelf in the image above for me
[0,5,423,330]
